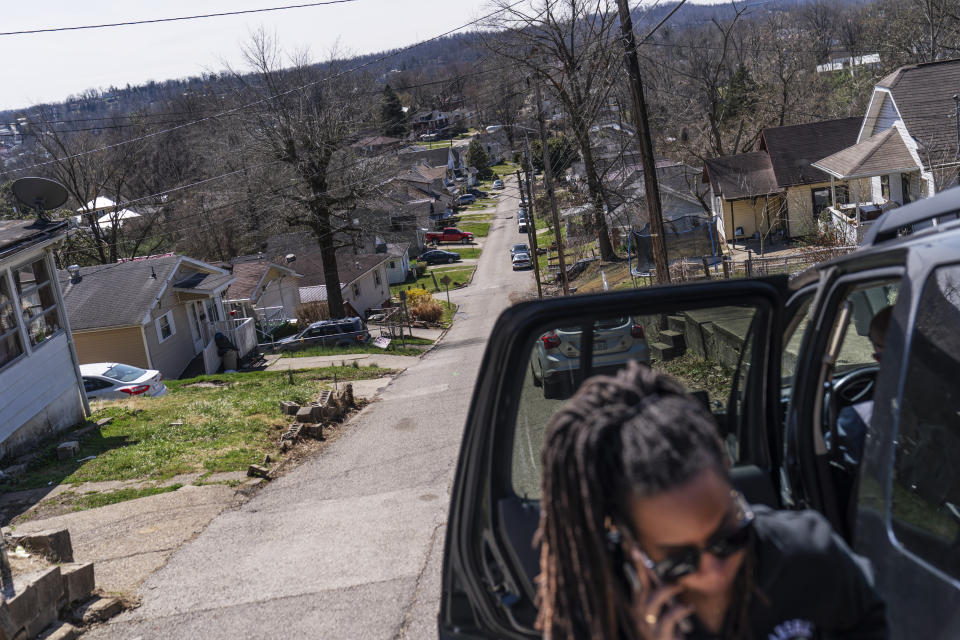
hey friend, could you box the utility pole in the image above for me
[616,0,671,284]
[532,73,569,294]
[518,162,543,299]
[954,94,959,158]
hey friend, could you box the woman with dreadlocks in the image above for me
[536,362,887,640]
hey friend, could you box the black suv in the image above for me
[275,317,370,352]
[441,188,960,639]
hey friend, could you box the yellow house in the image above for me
[704,117,863,246]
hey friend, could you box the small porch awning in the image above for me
[173,272,235,300]
[812,127,921,180]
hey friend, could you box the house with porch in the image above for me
[703,117,862,245]
[60,255,256,379]
[222,257,303,328]
[0,219,88,458]
[812,59,960,244]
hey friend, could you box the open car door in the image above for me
[440,277,790,639]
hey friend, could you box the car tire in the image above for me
[448,257,455,263]
[531,362,542,387]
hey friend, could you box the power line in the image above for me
[0,1,360,37]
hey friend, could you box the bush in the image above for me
[404,288,434,306]
[409,299,444,323]
[296,301,329,328]
[411,262,428,278]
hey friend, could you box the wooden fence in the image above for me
[653,246,859,283]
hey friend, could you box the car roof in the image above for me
[306,317,361,328]
[79,362,117,376]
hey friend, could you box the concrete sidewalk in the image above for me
[264,352,420,372]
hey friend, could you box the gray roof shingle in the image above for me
[58,256,180,330]
[877,58,960,157]
[760,117,862,187]
[813,127,920,179]
[703,153,780,200]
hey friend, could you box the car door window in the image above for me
[83,377,111,392]
[890,263,960,580]
[512,305,762,500]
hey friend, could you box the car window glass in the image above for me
[103,363,146,382]
[83,377,110,392]
[512,305,759,500]
[891,263,960,580]
[782,294,814,387]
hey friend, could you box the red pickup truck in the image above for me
[425,227,475,244]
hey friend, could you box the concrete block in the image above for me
[9,567,63,638]
[300,424,322,439]
[60,563,94,605]
[78,597,123,624]
[295,405,321,424]
[246,465,270,479]
[279,401,300,416]
[95,418,113,428]
[38,622,78,640]
[650,342,681,362]
[14,529,73,563]
[56,442,80,462]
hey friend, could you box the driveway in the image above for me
[87,176,534,639]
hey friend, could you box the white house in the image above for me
[223,258,302,326]
[384,243,411,285]
[295,252,392,319]
[0,219,88,458]
[812,59,960,243]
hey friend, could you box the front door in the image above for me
[440,277,790,638]
[186,303,205,354]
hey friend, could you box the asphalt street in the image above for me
[86,176,535,639]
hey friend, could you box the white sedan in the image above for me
[512,252,532,270]
[80,363,168,400]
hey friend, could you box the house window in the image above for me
[389,261,396,269]
[902,173,912,204]
[374,268,382,287]
[881,175,890,200]
[352,283,361,297]
[13,257,62,347]
[0,271,24,369]
[811,185,849,218]
[155,310,176,343]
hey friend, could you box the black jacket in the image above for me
[686,507,888,640]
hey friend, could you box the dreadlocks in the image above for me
[536,361,755,640]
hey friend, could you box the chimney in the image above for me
[67,264,81,284]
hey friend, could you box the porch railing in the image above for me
[213,317,257,359]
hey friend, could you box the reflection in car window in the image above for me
[511,306,758,499]
[891,264,960,580]
[103,363,146,382]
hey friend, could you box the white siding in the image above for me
[347,266,391,318]
[258,274,301,320]
[875,93,900,133]
[385,254,410,285]
[0,332,84,451]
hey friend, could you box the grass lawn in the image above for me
[280,338,433,358]
[459,213,493,221]
[459,222,491,237]
[490,162,518,177]
[391,266,476,294]
[5,367,394,491]
[441,301,458,327]
[446,247,481,259]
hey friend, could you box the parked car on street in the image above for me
[80,363,167,400]
[425,227,475,244]
[510,243,529,258]
[457,194,476,206]
[419,249,462,265]
[440,188,960,639]
[517,218,528,234]
[529,317,649,399]
[492,179,504,189]
[511,252,532,271]
[467,188,488,198]
[275,317,370,352]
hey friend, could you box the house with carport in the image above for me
[222,257,302,328]
[0,219,87,458]
[59,255,256,379]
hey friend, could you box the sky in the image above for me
[0,0,720,111]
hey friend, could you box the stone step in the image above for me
[650,342,682,362]
[657,329,686,351]
[666,315,687,333]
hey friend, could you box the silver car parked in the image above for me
[80,363,168,400]
[529,317,650,398]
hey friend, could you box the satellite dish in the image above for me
[11,177,69,223]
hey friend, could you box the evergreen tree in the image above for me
[467,139,493,179]
[381,84,406,137]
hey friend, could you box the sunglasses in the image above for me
[645,491,755,584]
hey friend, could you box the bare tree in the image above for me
[485,0,623,261]
[232,31,384,318]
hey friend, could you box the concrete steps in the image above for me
[650,327,686,362]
